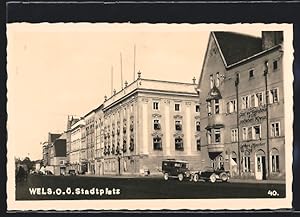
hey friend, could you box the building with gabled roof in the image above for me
[197,31,284,180]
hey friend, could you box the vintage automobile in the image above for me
[161,159,191,181]
[192,166,230,183]
[68,169,77,176]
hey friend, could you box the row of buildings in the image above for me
[42,30,285,180]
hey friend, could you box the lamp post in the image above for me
[264,60,270,180]
[235,72,241,177]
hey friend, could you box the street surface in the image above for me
[16,174,286,200]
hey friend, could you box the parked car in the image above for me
[45,170,54,175]
[192,166,230,183]
[161,159,191,181]
[68,169,76,176]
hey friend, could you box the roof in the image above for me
[213,32,263,66]
[103,78,198,111]
[48,133,61,143]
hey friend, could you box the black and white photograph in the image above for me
[6,23,293,210]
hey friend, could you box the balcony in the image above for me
[207,143,224,153]
[207,114,224,129]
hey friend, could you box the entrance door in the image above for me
[255,150,266,180]
[261,156,266,180]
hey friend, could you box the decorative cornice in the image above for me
[152,113,162,118]
[174,115,183,119]
[173,133,184,137]
[151,132,164,137]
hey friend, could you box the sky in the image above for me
[7,23,264,160]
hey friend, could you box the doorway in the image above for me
[255,150,266,180]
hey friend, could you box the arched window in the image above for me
[271,148,280,172]
[129,136,134,151]
[217,155,224,170]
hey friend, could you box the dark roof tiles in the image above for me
[213,32,263,66]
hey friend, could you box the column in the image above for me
[164,99,171,156]
[185,101,192,155]
[142,98,149,155]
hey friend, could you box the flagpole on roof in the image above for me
[120,52,123,89]
[111,65,113,95]
[133,44,136,81]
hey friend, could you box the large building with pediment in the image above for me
[197,31,285,180]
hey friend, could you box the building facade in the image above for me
[48,133,67,175]
[94,105,104,176]
[69,118,85,172]
[84,110,96,174]
[197,31,285,180]
[99,73,200,176]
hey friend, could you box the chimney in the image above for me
[262,31,283,50]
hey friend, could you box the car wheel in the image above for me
[210,174,217,183]
[178,173,184,182]
[193,173,199,182]
[163,173,169,181]
[220,173,228,182]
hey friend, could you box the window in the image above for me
[122,139,127,153]
[256,92,264,106]
[253,125,261,140]
[196,105,200,112]
[196,139,201,151]
[269,88,279,103]
[241,95,250,109]
[242,127,247,140]
[153,136,162,150]
[207,101,212,116]
[216,72,220,87]
[153,102,159,110]
[227,99,237,113]
[129,137,134,151]
[214,99,220,114]
[231,128,238,142]
[196,121,201,132]
[214,129,221,143]
[271,122,280,137]
[248,126,252,140]
[243,156,251,172]
[154,119,161,130]
[130,104,134,113]
[210,74,214,88]
[271,148,280,172]
[249,69,254,79]
[250,94,256,108]
[123,122,127,133]
[273,60,278,71]
[175,120,182,131]
[175,137,184,150]
[207,129,212,144]
[175,103,180,111]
